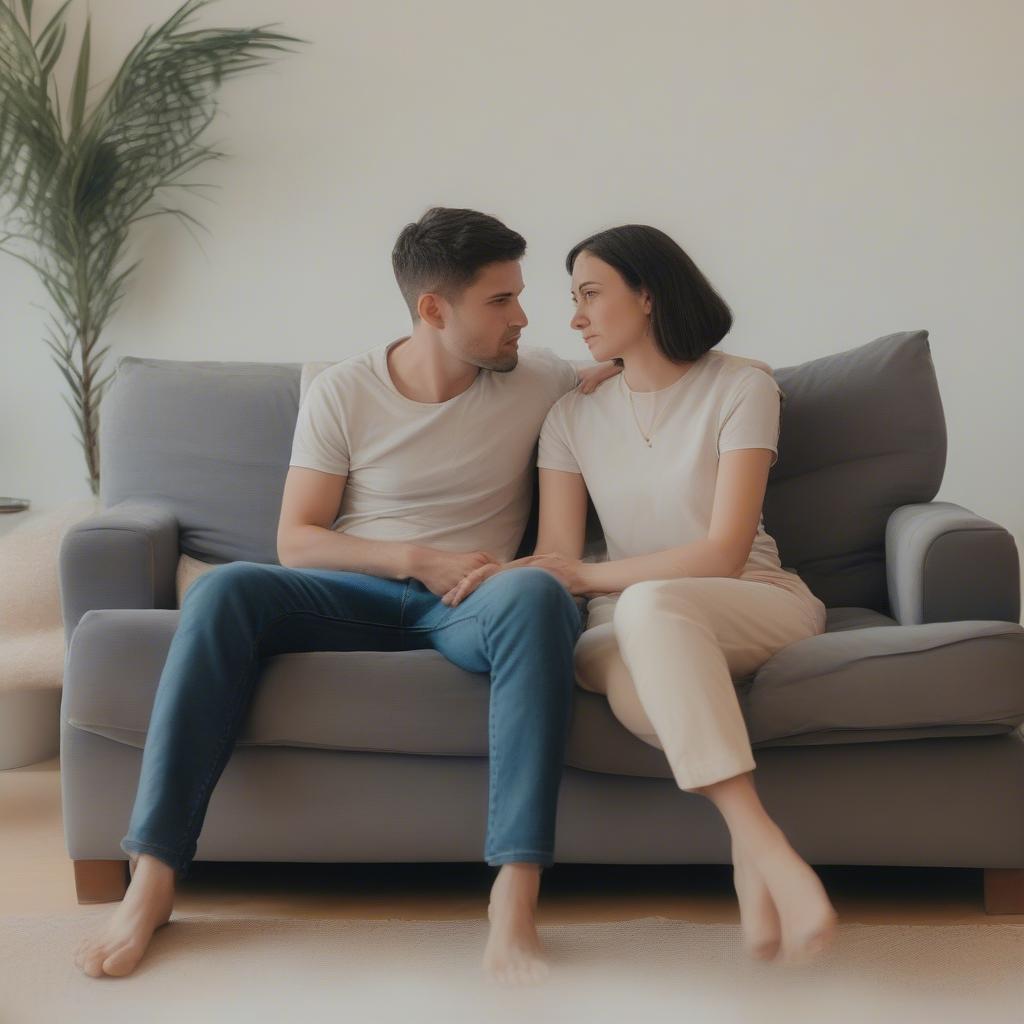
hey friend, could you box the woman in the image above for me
[441,224,838,966]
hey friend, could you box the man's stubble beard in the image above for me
[472,350,518,374]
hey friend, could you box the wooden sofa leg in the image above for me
[74,859,130,904]
[983,868,1024,914]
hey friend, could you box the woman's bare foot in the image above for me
[731,840,782,961]
[73,853,176,978]
[738,825,838,965]
[482,863,549,985]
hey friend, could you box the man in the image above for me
[74,206,621,985]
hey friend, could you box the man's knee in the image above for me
[486,567,579,618]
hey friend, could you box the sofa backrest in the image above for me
[98,330,945,613]
[99,358,303,566]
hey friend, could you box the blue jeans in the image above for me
[120,562,585,881]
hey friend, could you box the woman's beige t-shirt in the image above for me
[537,348,825,621]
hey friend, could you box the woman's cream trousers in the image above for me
[574,576,827,791]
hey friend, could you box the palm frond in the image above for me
[0,0,308,494]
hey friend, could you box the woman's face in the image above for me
[569,250,651,363]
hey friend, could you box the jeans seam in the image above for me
[261,609,405,634]
[402,612,481,635]
[173,669,250,868]
[122,838,181,858]
[487,850,555,866]
[399,579,411,628]
[485,847,552,856]
[473,612,499,861]
[487,848,554,857]
[172,609,278,867]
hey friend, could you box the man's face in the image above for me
[438,261,528,372]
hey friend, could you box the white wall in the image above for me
[2,0,1021,605]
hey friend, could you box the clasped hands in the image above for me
[441,552,592,607]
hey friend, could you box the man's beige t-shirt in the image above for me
[537,348,824,616]
[288,339,579,564]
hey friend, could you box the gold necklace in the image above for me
[623,374,673,448]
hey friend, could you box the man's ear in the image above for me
[417,292,446,330]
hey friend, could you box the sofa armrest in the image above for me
[58,501,179,648]
[886,501,1021,625]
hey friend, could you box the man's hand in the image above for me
[411,548,502,597]
[577,360,622,394]
[442,552,593,607]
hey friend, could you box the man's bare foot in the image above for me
[482,863,549,986]
[737,825,838,965]
[73,853,176,978]
[731,840,782,961]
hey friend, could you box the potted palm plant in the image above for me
[0,0,305,495]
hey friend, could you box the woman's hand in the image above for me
[517,552,592,595]
[441,552,593,607]
[577,360,622,394]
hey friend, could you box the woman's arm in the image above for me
[581,447,774,594]
[534,468,588,559]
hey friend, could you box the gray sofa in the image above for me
[58,330,1024,912]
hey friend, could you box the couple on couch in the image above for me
[74,206,837,985]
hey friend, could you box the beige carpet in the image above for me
[0,498,100,696]
[1,914,1021,1024]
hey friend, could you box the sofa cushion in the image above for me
[766,330,946,613]
[62,607,1024,781]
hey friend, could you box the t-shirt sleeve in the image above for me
[289,373,351,476]
[717,368,782,468]
[537,399,582,474]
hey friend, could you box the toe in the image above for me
[83,952,106,978]
[102,943,142,977]
[750,939,780,961]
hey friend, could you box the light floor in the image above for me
[1,756,1005,925]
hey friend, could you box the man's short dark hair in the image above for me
[566,224,733,363]
[392,207,527,321]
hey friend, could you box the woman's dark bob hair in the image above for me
[565,225,733,364]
